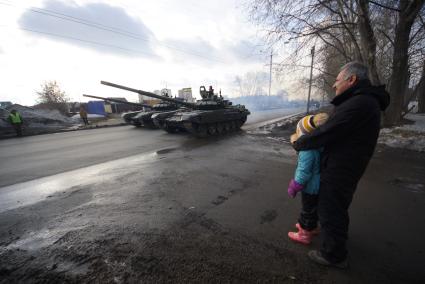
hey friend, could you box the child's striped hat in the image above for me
[295,113,329,138]
[297,115,315,136]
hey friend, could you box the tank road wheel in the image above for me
[240,117,247,126]
[216,123,224,134]
[223,122,231,133]
[207,123,218,135]
[230,121,237,131]
[165,126,177,133]
[237,117,247,128]
[164,123,178,133]
[195,124,208,138]
[144,121,157,129]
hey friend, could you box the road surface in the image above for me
[0,108,302,188]
[0,112,424,283]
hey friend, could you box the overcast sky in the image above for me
[0,0,306,105]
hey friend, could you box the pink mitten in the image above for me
[288,179,303,198]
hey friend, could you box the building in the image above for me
[0,101,12,108]
[139,88,171,105]
[178,88,193,102]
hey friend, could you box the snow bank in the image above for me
[378,113,425,152]
[0,104,78,136]
[71,114,105,119]
[1,104,74,125]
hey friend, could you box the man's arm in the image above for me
[293,100,366,151]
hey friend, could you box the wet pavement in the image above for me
[0,121,424,283]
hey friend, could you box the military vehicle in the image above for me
[83,94,180,128]
[100,81,250,137]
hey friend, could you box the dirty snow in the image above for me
[71,114,105,119]
[378,113,425,152]
[0,104,113,137]
[262,111,425,153]
[2,104,75,124]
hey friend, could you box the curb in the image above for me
[0,122,128,140]
[243,111,305,130]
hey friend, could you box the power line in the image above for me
[0,1,228,64]
[0,1,146,40]
[15,26,158,57]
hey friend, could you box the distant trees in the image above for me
[248,0,425,125]
[234,71,269,96]
[36,81,69,114]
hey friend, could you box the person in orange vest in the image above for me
[8,109,24,136]
[79,106,89,125]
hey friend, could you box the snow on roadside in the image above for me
[378,113,425,152]
[71,114,105,119]
[1,104,75,125]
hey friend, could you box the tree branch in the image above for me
[369,0,401,12]
[377,28,395,46]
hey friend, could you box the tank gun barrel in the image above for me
[101,81,193,108]
[83,94,151,108]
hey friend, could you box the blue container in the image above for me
[87,101,106,116]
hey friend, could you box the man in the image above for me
[292,62,390,268]
[8,109,24,137]
[79,106,89,125]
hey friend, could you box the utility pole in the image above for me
[268,49,273,96]
[306,45,315,114]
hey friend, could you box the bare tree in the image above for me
[248,0,425,126]
[416,60,425,112]
[385,0,424,125]
[36,81,69,114]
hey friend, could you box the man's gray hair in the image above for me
[341,62,369,81]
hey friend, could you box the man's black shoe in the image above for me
[308,250,348,269]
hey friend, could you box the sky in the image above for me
[0,0,309,105]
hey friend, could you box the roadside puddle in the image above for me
[0,226,86,253]
[0,151,159,213]
[156,147,178,155]
[391,178,425,194]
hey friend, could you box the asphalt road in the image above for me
[0,108,303,188]
[0,126,189,187]
[0,113,424,283]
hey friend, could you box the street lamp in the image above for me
[268,49,273,96]
[306,45,315,114]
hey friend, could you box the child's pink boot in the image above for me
[295,223,320,235]
[288,226,314,245]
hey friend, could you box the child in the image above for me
[287,113,329,245]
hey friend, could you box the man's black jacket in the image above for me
[293,80,390,185]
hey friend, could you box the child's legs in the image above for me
[298,192,319,231]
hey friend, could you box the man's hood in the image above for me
[331,80,390,111]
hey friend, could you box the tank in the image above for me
[83,94,180,128]
[100,81,251,137]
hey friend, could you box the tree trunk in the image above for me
[384,0,424,126]
[358,0,381,85]
[417,61,425,113]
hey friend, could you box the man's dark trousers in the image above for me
[13,124,23,136]
[318,180,357,263]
